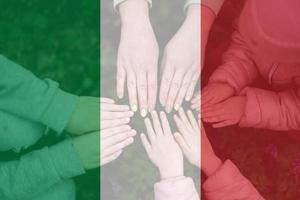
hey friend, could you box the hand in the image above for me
[66,97,133,135]
[117,0,159,117]
[159,5,200,113]
[202,96,246,128]
[200,123,223,176]
[201,82,235,108]
[72,132,100,170]
[191,92,200,111]
[140,111,184,180]
[100,98,134,129]
[173,108,200,168]
[101,126,136,166]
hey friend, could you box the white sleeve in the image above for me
[154,176,199,200]
[113,0,152,12]
[184,0,200,12]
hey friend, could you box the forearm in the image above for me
[201,5,216,69]
[0,139,84,200]
[119,0,150,25]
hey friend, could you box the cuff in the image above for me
[184,0,200,12]
[201,0,224,15]
[239,87,262,128]
[154,177,199,199]
[41,87,79,134]
[113,0,152,12]
[209,67,242,95]
[49,139,85,179]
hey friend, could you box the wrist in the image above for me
[202,155,222,177]
[159,166,184,180]
[201,5,216,33]
[119,0,150,24]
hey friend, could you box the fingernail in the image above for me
[131,130,137,136]
[117,93,123,99]
[185,95,192,101]
[128,111,134,116]
[141,109,147,117]
[125,118,130,123]
[131,104,138,112]
[174,104,180,111]
[165,106,172,113]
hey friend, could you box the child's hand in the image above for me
[201,82,235,108]
[140,111,183,180]
[159,5,200,113]
[173,108,200,168]
[66,97,133,135]
[118,0,159,116]
[101,126,136,166]
[202,96,246,128]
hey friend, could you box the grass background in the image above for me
[0,0,100,199]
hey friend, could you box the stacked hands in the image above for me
[191,82,247,128]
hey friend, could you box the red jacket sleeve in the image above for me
[239,87,300,131]
[209,31,258,94]
[203,160,264,200]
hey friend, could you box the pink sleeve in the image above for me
[203,160,264,200]
[239,87,300,131]
[154,177,199,200]
[209,31,258,94]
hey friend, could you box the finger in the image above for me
[187,110,199,130]
[147,70,157,112]
[191,92,200,105]
[173,114,190,137]
[101,110,134,120]
[151,110,163,136]
[101,150,123,166]
[212,120,236,128]
[178,107,194,131]
[144,118,156,143]
[159,111,172,137]
[101,118,130,129]
[102,129,136,148]
[117,65,126,98]
[137,72,148,117]
[174,132,190,154]
[165,71,184,113]
[174,71,194,111]
[140,133,152,156]
[101,125,132,139]
[127,70,138,112]
[100,97,114,104]
[159,62,174,107]
[101,104,130,112]
[104,137,134,157]
[202,115,228,123]
[185,70,199,101]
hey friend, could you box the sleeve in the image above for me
[201,0,225,15]
[239,87,300,131]
[154,176,199,200]
[209,31,259,94]
[0,55,78,134]
[113,0,152,12]
[184,0,200,12]
[203,160,264,200]
[0,139,85,200]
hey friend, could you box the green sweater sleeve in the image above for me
[0,55,78,134]
[0,139,85,200]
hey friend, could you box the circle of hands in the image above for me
[67,1,225,181]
